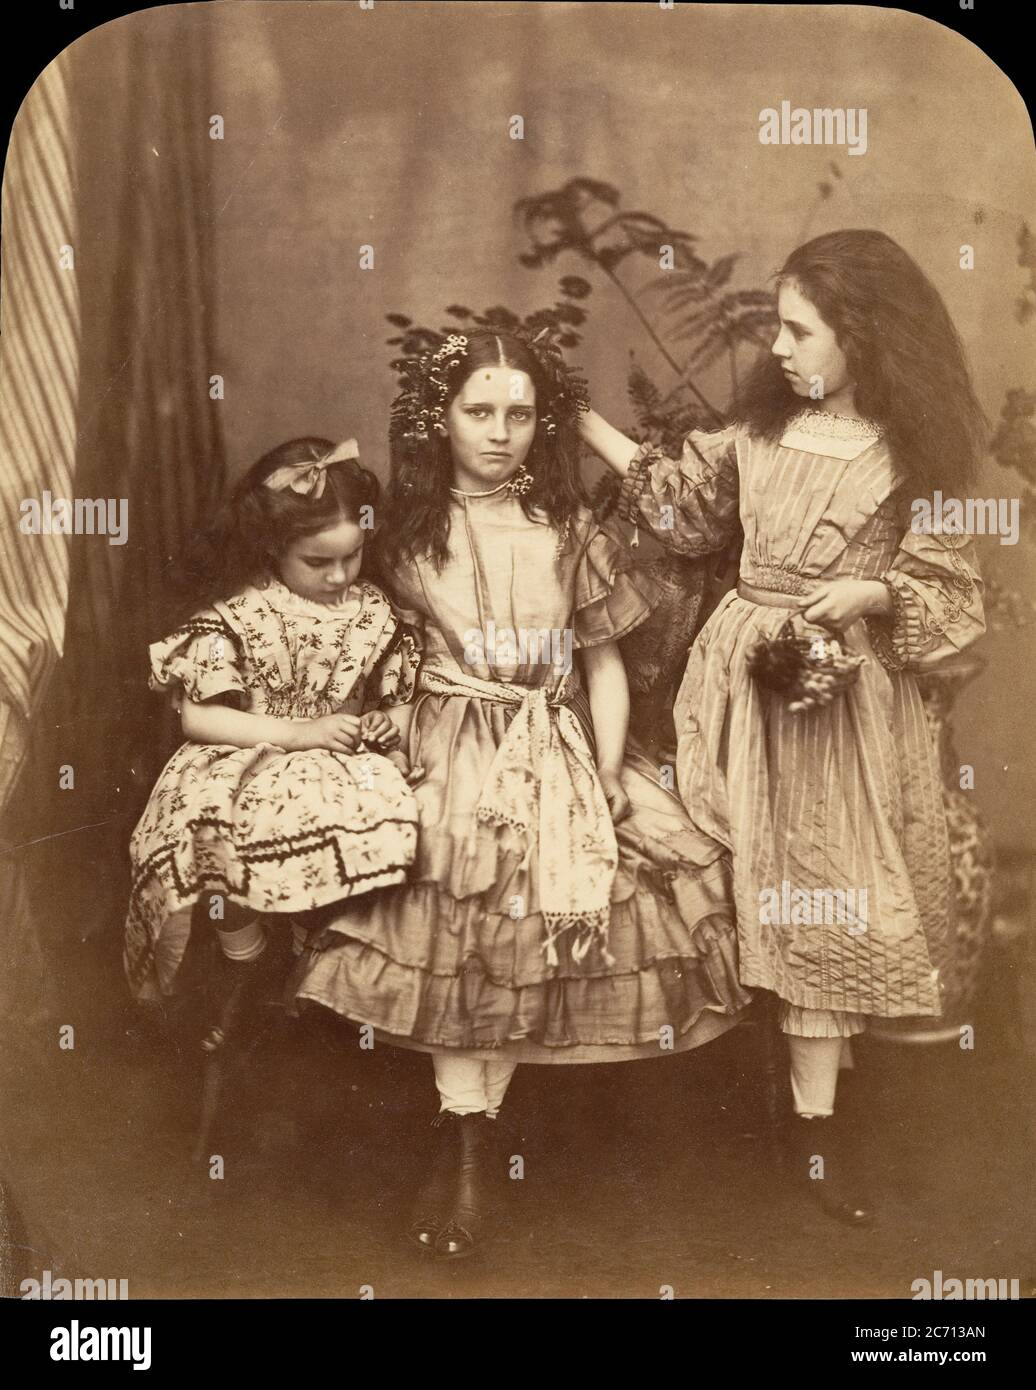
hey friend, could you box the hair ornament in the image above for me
[389,323,588,454]
[390,335,469,447]
[263,438,360,498]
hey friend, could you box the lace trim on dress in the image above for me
[785,409,882,442]
[780,409,883,461]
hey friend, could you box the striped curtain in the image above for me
[0,52,79,811]
[1,9,226,1011]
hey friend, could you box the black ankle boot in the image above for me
[407,1112,461,1254]
[434,1112,497,1260]
[785,1114,874,1226]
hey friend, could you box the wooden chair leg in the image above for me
[186,920,300,1167]
[757,994,788,1163]
[192,1050,231,1166]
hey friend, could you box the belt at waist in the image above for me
[737,579,816,608]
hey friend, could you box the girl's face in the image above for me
[275,517,365,605]
[771,278,854,406]
[445,365,537,492]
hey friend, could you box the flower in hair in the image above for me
[263,439,360,498]
[389,322,589,454]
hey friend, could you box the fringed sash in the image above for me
[417,665,618,966]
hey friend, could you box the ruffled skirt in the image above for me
[294,690,752,1061]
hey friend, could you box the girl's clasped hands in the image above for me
[294,709,424,784]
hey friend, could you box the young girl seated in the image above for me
[124,438,421,1049]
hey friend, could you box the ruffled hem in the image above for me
[309,845,736,979]
[293,924,750,1050]
[778,1004,868,1037]
[867,572,918,670]
[290,865,753,1048]
[296,1000,747,1063]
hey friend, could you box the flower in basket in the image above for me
[747,618,866,713]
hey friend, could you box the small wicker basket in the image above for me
[747,617,866,712]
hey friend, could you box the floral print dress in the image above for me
[124,578,420,1002]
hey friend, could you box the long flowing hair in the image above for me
[172,437,380,619]
[377,327,591,573]
[734,230,987,495]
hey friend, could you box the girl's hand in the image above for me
[297,713,362,753]
[359,710,400,751]
[598,769,631,824]
[798,579,890,631]
[385,748,425,786]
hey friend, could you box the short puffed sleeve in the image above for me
[866,522,986,672]
[572,522,661,648]
[148,611,249,711]
[362,602,424,710]
[629,423,741,556]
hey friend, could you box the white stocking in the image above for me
[432,1054,487,1115]
[787,1035,844,1117]
[484,1060,518,1118]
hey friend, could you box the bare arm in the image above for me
[578,407,640,478]
[581,640,631,822]
[383,702,415,746]
[180,698,359,753]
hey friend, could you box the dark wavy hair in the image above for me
[377,327,591,573]
[173,437,380,616]
[733,229,987,495]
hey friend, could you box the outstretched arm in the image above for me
[579,407,640,478]
[581,640,631,823]
[581,410,742,557]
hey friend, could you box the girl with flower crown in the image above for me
[295,326,753,1260]
[578,230,988,1224]
[124,438,421,1051]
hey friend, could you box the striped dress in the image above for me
[628,410,986,1035]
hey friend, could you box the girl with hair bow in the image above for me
[124,436,422,1057]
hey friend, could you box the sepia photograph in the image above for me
[1,0,1033,1350]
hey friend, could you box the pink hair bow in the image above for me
[263,438,359,498]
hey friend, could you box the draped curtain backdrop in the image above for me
[0,7,225,1022]
[1,2,1033,1024]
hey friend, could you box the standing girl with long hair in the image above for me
[296,326,752,1260]
[578,230,987,1223]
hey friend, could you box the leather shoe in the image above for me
[407,1112,460,1254]
[434,1112,498,1260]
[785,1113,874,1226]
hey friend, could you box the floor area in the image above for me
[2,929,1033,1300]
